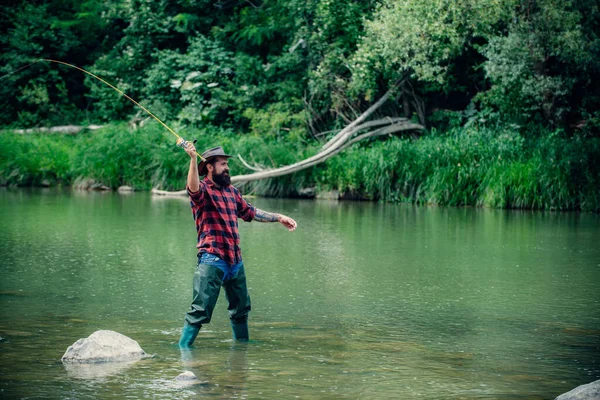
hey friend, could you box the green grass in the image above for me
[0,132,75,186]
[1,123,598,211]
[315,127,599,211]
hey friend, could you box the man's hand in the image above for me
[184,142,197,159]
[278,214,297,231]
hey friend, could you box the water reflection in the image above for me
[63,359,140,380]
[177,342,249,396]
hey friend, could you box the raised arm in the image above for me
[254,208,297,231]
[185,143,200,193]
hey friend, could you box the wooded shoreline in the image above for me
[1,123,598,212]
[1,1,599,211]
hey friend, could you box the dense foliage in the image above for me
[1,125,598,211]
[3,0,598,132]
[1,0,599,210]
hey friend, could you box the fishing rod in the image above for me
[2,59,204,160]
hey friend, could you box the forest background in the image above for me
[1,0,599,211]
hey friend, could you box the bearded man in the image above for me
[179,145,297,347]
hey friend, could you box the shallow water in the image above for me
[0,188,599,399]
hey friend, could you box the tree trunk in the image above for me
[10,125,104,134]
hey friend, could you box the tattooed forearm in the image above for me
[254,208,280,222]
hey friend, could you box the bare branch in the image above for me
[237,154,265,171]
[319,117,406,146]
[231,121,423,184]
[289,38,306,53]
[339,121,423,152]
[403,80,426,126]
[245,0,261,8]
[321,88,396,152]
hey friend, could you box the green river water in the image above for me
[0,188,598,399]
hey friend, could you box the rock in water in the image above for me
[175,371,198,381]
[61,330,147,363]
[555,379,600,400]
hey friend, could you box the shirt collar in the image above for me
[203,176,214,186]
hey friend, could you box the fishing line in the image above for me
[2,58,203,160]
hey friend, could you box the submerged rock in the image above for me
[73,178,111,191]
[297,187,316,198]
[61,330,147,363]
[555,379,600,400]
[175,371,197,381]
[316,190,339,200]
[172,370,208,387]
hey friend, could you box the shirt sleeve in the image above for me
[235,189,256,222]
[187,183,205,206]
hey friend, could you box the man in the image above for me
[179,144,297,347]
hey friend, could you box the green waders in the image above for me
[179,259,251,347]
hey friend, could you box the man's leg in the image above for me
[224,263,251,340]
[179,262,224,347]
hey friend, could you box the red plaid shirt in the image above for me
[187,177,256,265]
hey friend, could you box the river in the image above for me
[0,188,598,399]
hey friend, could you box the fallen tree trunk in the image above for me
[230,120,422,183]
[152,188,188,196]
[10,125,104,134]
[152,88,424,196]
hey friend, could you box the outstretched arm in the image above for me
[185,143,200,193]
[254,208,297,231]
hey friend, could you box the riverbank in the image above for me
[1,123,598,211]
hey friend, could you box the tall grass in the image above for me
[1,123,598,211]
[0,132,74,186]
[0,123,315,192]
[315,127,600,211]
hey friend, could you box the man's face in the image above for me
[209,157,231,187]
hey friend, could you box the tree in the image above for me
[349,0,516,126]
[152,88,424,195]
[480,0,600,130]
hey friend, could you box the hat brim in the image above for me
[198,155,232,176]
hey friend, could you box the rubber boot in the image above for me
[231,320,249,341]
[179,322,200,348]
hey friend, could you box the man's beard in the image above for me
[213,170,231,187]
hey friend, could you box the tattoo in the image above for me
[254,208,279,222]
